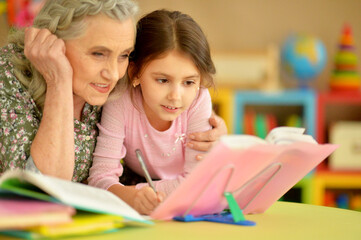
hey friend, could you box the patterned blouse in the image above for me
[0,44,101,182]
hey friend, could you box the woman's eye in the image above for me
[120,54,130,59]
[92,52,104,57]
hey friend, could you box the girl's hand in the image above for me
[24,27,73,87]
[132,187,166,215]
[187,112,228,160]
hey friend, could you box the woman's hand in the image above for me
[187,113,228,160]
[25,27,76,180]
[24,27,73,87]
[132,187,166,215]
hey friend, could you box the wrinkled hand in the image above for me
[187,112,228,160]
[132,187,166,215]
[24,27,73,87]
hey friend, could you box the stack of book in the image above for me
[0,170,152,239]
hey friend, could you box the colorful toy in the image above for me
[330,24,361,91]
[281,33,327,88]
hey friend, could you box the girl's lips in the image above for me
[162,105,179,113]
[90,83,110,93]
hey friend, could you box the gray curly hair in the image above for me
[9,0,138,111]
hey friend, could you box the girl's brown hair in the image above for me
[128,9,216,90]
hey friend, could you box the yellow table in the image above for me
[2,201,360,240]
[77,201,361,240]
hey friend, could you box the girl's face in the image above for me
[134,50,201,131]
[65,14,135,108]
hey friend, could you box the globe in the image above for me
[281,34,327,86]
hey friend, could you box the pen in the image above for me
[135,149,157,193]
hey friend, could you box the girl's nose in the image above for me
[168,85,182,100]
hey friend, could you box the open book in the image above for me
[151,126,338,220]
[223,126,317,148]
[0,170,152,226]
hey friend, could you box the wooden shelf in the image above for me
[314,91,361,209]
[316,91,361,144]
[211,88,234,133]
[213,88,361,210]
[313,172,361,206]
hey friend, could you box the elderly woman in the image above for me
[0,0,226,182]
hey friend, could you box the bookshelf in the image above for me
[316,91,361,144]
[228,89,316,204]
[233,89,316,137]
[313,172,361,209]
[314,91,361,210]
[211,88,235,133]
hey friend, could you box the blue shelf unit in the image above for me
[233,89,316,137]
[233,89,316,204]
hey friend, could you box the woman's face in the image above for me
[65,14,135,107]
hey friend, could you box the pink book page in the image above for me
[151,142,337,220]
[0,198,75,229]
[231,143,338,214]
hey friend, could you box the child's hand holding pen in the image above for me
[133,187,166,215]
[134,149,166,215]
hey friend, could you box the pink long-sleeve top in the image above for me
[88,88,212,196]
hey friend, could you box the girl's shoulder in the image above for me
[198,88,211,100]
[184,88,212,120]
[102,88,139,116]
[188,88,212,110]
[105,87,129,104]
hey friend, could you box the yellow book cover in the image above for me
[30,212,125,237]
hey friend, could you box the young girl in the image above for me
[88,9,216,215]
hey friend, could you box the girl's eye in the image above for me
[184,80,195,86]
[157,78,168,84]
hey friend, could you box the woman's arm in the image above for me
[25,28,75,180]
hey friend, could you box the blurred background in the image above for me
[136,0,361,90]
[1,0,361,211]
[1,0,361,90]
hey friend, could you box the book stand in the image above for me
[173,162,283,226]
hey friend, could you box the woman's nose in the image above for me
[102,60,126,81]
